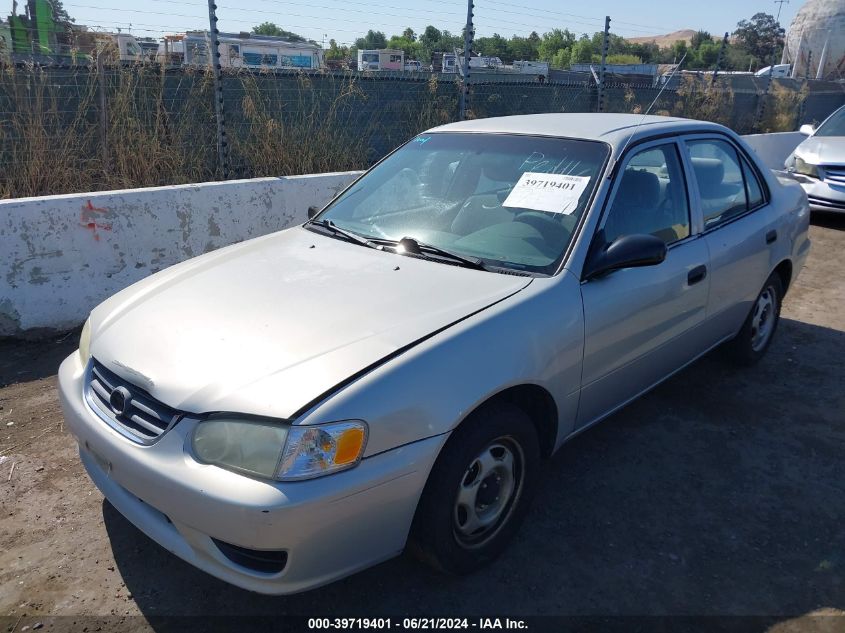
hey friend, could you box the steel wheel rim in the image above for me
[453,437,524,549]
[750,285,777,352]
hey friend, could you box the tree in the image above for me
[693,39,721,67]
[733,12,784,64]
[402,27,416,42]
[419,26,442,49]
[325,39,350,61]
[252,22,308,43]
[387,35,421,58]
[690,30,712,50]
[46,0,74,23]
[508,35,540,62]
[354,30,387,50]
[551,47,571,68]
[571,38,594,64]
[537,28,575,62]
[475,33,509,61]
[415,26,461,63]
[671,39,688,63]
[629,41,660,63]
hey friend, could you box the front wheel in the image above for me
[726,272,783,366]
[409,403,540,575]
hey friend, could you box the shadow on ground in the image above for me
[103,316,845,620]
[0,328,80,388]
[811,211,845,231]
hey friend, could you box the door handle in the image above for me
[688,264,707,286]
[766,230,777,244]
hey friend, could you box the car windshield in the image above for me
[314,132,608,275]
[815,107,845,137]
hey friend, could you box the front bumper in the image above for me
[793,174,845,213]
[58,352,447,594]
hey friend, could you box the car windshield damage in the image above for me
[308,132,609,275]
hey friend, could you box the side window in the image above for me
[742,158,765,209]
[686,139,748,228]
[602,143,690,245]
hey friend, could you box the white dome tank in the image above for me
[784,0,845,79]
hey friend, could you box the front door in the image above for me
[577,141,710,428]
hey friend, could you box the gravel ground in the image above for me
[1,215,844,631]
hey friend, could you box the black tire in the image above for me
[726,272,784,366]
[409,402,541,575]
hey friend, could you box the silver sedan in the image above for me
[786,104,845,213]
[58,113,811,594]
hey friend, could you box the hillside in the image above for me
[626,29,696,48]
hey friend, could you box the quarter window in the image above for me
[742,158,764,209]
[686,139,753,228]
[602,144,690,245]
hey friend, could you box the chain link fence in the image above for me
[1,61,843,199]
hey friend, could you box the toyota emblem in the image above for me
[109,386,132,416]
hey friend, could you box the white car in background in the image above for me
[786,104,845,213]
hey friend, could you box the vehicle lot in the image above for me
[1,216,843,626]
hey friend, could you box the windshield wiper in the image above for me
[392,236,487,271]
[306,219,380,250]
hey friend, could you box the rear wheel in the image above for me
[726,272,783,366]
[409,403,540,574]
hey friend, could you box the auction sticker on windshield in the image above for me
[503,172,590,214]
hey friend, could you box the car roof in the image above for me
[427,113,731,149]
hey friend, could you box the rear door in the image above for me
[578,140,710,428]
[680,136,777,343]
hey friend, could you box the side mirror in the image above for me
[307,206,320,220]
[584,234,667,281]
[799,123,815,136]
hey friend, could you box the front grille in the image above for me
[86,360,182,444]
[808,195,845,211]
[824,166,845,186]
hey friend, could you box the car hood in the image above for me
[89,226,531,419]
[794,135,845,165]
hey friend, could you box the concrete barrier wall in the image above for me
[742,132,805,171]
[1,172,362,337]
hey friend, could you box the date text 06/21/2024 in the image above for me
[307,618,529,630]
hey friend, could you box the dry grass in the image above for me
[0,62,814,200]
[670,75,736,128]
[230,71,373,175]
[758,80,809,134]
[0,62,454,199]
[0,61,217,198]
[0,62,100,198]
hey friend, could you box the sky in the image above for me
[57,0,802,47]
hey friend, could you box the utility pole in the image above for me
[459,0,474,120]
[711,32,729,85]
[756,0,789,131]
[207,0,229,178]
[597,15,610,113]
[774,0,788,23]
[97,51,109,175]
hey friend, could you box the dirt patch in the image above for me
[1,216,844,626]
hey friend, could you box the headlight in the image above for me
[278,422,368,480]
[792,156,820,179]
[191,417,367,481]
[78,317,92,363]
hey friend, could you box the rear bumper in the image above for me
[58,352,447,594]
